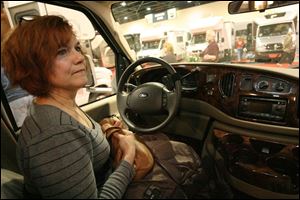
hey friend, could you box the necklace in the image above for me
[49,94,92,129]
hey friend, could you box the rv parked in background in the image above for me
[137,30,190,62]
[186,16,234,62]
[186,31,207,62]
[165,30,191,61]
[255,12,297,62]
[137,31,166,59]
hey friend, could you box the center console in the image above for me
[212,129,299,198]
[238,96,287,124]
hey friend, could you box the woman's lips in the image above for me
[72,68,86,75]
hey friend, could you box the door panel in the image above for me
[162,111,210,141]
[81,95,118,123]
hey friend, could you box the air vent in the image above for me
[220,73,235,97]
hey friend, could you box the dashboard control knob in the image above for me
[258,80,269,90]
[275,82,285,92]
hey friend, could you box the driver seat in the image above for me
[1,168,24,199]
[1,114,24,199]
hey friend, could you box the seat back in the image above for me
[1,168,24,199]
[1,118,20,174]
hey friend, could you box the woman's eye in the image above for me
[57,48,68,56]
[75,46,82,52]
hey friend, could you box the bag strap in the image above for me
[204,139,233,198]
[141,138,182,185]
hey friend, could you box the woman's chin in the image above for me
[76,79,88,89]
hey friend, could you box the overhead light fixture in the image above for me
[124,16,128,20]
[121,2,126,6]
[147,7,151,11]
[187,1,192,3]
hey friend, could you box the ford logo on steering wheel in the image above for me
[138,92,148,98]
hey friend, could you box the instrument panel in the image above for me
[129,64,299,128]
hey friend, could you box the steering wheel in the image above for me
[117,57,181,132]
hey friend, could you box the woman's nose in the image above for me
[73,50,85,63]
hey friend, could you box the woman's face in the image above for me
[49,36,87,91]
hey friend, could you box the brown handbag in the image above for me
[99,116,154,180]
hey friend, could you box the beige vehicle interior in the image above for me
[1,1,299,199]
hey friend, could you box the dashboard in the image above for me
[129,64,299,128]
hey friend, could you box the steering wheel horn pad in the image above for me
[127,82,165,114]
[117,57,181,132]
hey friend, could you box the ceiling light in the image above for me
[147,7,151,11]
[124,16,128,20]
[121,2,126,6]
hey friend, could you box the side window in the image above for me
[2,2,116,128]
[17,3,115,106]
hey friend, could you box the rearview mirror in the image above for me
[228,1,299,14]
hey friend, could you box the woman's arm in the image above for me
[18,123,134,199]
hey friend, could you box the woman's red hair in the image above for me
[2,15,75,97]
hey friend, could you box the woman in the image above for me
[235,37,245,62]
[201,30,219,62]
[2,15,136,199]
[161,42,177,63]
[278,30,295,66]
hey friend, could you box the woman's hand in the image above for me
[112,118,123,128]
[203,54,217,62]
[113,130,136,165]
[111,116,128,129]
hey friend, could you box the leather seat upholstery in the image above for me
[1,168,23,199]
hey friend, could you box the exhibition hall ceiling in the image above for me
[112,1,212,24]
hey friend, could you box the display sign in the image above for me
[153,11,167,22]
[145,8,176,23]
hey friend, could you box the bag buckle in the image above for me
[143,185,161,199]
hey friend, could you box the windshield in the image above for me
[112,1,299,68]
[258,22,293,37]
[191,33,206,44]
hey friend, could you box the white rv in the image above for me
[137,32,165,60]
[255,12,297,62]
[186,31,208,62]
[137,30,190,62]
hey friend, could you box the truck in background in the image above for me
[254,12,298,62]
